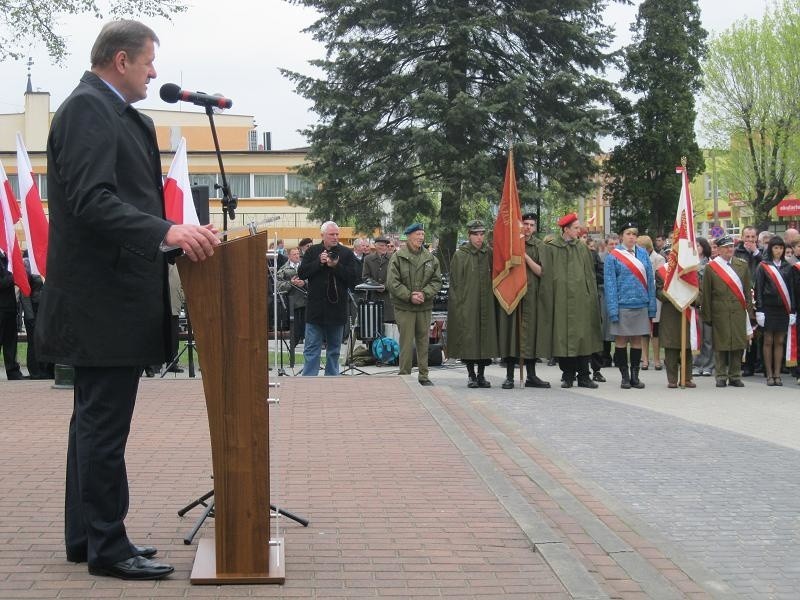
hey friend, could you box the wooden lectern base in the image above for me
[190,538,285,584]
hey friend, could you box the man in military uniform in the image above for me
[447,220,498,387]
[387,223,442,386]
[537,213,602,388]
[497,213,550,388]
[702,234,754,387]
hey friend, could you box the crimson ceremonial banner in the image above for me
[492,148,527,313]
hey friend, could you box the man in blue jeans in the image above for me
[298,221,360,375]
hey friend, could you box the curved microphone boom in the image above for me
[159,83,233,109]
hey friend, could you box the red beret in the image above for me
[558,213,578,228]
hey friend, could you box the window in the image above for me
[226,174,250,199]
[253,174,286,197]
[37,174,47,199]
[287,174,314,195]
[6,175,19,199]
[190,174,218,198]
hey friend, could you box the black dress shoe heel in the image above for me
[501,378,514,389]
[89,556,174,580]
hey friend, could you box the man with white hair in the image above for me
[298,221,360,375]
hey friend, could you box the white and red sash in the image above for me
[762,262,797,366]
[709,257,747,308]
[709,256,753,337]
[612,247,647,291]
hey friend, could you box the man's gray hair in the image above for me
[320,221,339,234]
[90,20,159,68]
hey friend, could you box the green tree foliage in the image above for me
[605,0,707,237]
[701,0,800,228]
[282,0,617,261]
[0,0,186,62]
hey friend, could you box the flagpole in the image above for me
[680,311,687,388]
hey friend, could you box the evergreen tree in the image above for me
[605,0,707,237]
[283,0,617,261]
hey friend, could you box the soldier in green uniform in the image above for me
[497,213,550,389]
[387,223,442,386]
[537,213,602,388]
[447,220,499,387]
[701,234,754,387]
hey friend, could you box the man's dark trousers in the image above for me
[66,366,141,567]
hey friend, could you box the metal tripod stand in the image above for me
[178,488,309,545]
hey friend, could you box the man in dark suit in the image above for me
[298,221,360,375]
[0,249,24,380]
[35,20,218,580]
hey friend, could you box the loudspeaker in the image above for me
[190,184,211,225]
[412,344,443,367]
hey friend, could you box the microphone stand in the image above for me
[205,105,237,235]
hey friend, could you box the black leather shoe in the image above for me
[716,379,727,387]
[577,378,599,389]
[728,379,745,387]
[525,377,551,388]
[477,377,491,388]
[89,556,174,580]
[143,367,155,378]
[134,545,157,559]
[501,378,514,389]
[419,379,433,386]
[592,372,606,383]
[467,377,479,388]
[561,380,573,388]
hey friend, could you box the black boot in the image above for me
[616,348,631,389]
[524,359,550,388]
[629,348,645,389]
[477,362,491,388]
[466,361,478,387]
[502,358,515,389]
[576,358,598,388]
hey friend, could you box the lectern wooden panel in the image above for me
[177,231,284,584]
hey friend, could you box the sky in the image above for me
[0,0,771,151]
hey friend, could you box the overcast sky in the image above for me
[0,0,770,151]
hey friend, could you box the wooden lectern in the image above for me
[177,231,285,584]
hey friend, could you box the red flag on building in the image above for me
[164,137,201,225]
[663,164,700,310]
[0,158,31,296]
[492,148,527,313]
[16,134,48,277]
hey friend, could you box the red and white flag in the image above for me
[16,134,48,278]
[163,137,200,225]
[492,147,527,314]
[663,165,700,311]
[0,158,31,296]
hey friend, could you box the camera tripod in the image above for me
[340,290,370,376]
[178,488,309,545]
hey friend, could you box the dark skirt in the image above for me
[763,305,789,332]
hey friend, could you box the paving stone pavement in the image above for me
[1,356,797,599]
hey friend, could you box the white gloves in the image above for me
[756,312,765,327]
[790,313,797,326]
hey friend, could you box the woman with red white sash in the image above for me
[604,223,657,389]
[754,236,795,386]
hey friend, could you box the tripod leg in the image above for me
[270,504,309,527]
[177,489,214,516]
[183,498,215,545]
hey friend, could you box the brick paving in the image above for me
[2,361,791,599]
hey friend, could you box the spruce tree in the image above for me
[283,0,617,261]
[605,0,707,237]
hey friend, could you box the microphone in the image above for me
[159,83,233,109]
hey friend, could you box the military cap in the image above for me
[375,235,390,244]
[716,234,734,247]
[466,219,486,234]
[557,212,578,228]
[404,222,424,235]
[521,212,538,222]
[619,222,638,236]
